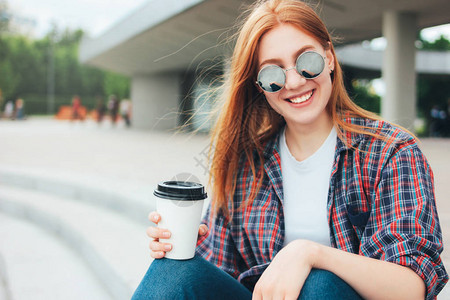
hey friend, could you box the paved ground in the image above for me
[0,117,449,298]
[0,117,211,187]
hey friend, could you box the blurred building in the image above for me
[79,0,450,131]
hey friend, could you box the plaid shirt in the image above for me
[196,117,448,299]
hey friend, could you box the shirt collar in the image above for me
[336,116,368,153]
[262,131,284,201]
[263,116,369,163]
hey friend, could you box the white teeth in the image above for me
[289,90,313,104]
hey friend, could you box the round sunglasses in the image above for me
[256,51,326,93]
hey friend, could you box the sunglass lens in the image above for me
[296,51,325,79]
[257,65,285,92]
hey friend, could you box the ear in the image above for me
[254,80,265,94]
[325,45,335,73]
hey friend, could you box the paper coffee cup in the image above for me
[154,181,207,260]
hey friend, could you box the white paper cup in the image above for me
[154,181,207,260]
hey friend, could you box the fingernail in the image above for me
[164,244,172,251]
[162,231,170,238]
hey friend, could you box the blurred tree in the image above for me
[351,80,381,114]
[0,23,130,114]
[0,59,19,100]
[0,0,10,108]
[103,71,130,100]
[419,35,450,51]
[9,35,44,95]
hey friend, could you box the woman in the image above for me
[133,0,448,299]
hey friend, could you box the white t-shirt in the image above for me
[279,126,337,247]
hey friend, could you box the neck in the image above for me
[284,114,334,162]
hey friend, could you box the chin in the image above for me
[285,109,329,127]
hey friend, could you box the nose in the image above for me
[284,67,307,90]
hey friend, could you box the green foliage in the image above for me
[351,80,381,114]
[417,75,450,120]
[419,35,450,51]
[0,59,19,97]
[0,25,130,115]
[103,71,130,100]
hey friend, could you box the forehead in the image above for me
[258,23,322,62]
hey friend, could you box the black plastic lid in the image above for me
[154,181,207,201]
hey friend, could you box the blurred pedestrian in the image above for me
[108,95,119,125]
[430,105,446,137]
[3,100,14,120]
[15,98,25,120]
[120,99,132,127]
[71,95,83,121]
[96,97,106,124]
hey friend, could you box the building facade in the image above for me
[80,0,450,131]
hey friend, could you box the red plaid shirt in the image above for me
[196,117,448,299]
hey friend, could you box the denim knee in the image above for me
[299,269,362,300]
[131,255,252,300]
[131,257,202,300]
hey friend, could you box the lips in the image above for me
[285,89,314,104]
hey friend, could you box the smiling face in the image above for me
[257,23,335,131]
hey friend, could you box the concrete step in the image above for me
[0,184,153,300]
[0,165,154,225]
[0,212,113,300]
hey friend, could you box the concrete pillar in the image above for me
[381,11,417,130]
[131,73,181,130]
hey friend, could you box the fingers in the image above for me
[147,226,172,259]
[148,211,161,224]
[149,239,172,258]
[149,240,172,252]
[146,212,172,259]
[151,250,166,259]
[146,226,171,239]
[198,224,209,236]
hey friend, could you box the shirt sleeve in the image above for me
[360,144,448,299]
[195,204,242,279]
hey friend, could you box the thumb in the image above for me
[199,224,209,236]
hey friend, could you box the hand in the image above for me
[146,211,209,259]
[252,240,320,300]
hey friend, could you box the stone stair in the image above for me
[0,166,155,300]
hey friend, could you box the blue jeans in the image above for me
[131,255,363,300]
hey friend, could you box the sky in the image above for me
[7,0,149,38]
[6,0,450,41]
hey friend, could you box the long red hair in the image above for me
[209,0,385,217]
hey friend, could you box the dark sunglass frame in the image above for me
[256,51,326,93]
